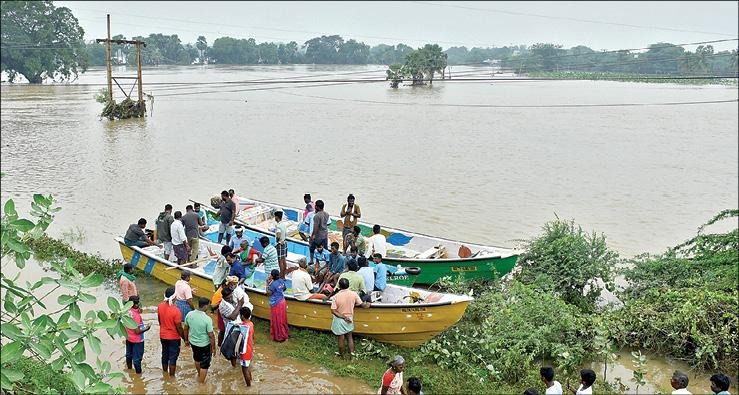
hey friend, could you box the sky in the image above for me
[57,1,739,52]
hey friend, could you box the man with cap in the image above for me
[125,295,151,374]
[230,225,250,253]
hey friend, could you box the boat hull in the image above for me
[118,240,469,347]
[199,201,518,285]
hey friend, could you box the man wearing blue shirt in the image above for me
[371,253,397,292]
[227,253,246,284]
[230,226,251,253]
[324,242,347,288]
[309,243,331,283]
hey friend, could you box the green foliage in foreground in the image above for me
[1,195,136,393]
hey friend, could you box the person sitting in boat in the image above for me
[289,257,328,301]
[367,225,388,258]
[371,253,398,292]
[338,259,367,298]
[344,226,367,256]
[323,242,348,288]
[357,256,375,302]
[309,243,331,282]
[124,218,160,248]
[230,226,250,255]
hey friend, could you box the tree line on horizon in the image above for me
[2,1,737,83]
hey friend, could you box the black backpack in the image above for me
[220,323,244,360]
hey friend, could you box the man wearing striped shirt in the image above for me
[257,236,279,275]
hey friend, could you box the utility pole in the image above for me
[105,14,112,103]
[96,15,147,117]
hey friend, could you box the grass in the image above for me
[27,235,123,277]
[249,318,534,394]
[4,357,79,395]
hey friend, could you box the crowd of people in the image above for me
[520,366,732,395]
[119,191,734,394]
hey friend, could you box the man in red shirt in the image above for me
[158,287,185,376]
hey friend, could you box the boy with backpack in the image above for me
[221,306,255,386]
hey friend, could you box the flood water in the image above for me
[1,65,737,394]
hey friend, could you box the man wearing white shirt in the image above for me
[541,366,563,395]
[671,371,692,394]
[367,224,387,258]
[289,258,327,301]
[170,211,190,266]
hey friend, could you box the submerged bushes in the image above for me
[27,235,122,277]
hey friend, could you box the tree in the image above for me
[1,194,136,393]
[1,1,88,83]
[529,43,565,72]
[338,39,370,64]
[196,35,207,63]
[277,41,300,64]
[304,35,344,63]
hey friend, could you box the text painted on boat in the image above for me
[402,307,427,312]
[451,266,478,272]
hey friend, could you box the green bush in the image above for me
[28,235,122,277]
[9,357,79,394]
[517,218,618,312]
[419,281,594,384]
[610,288,738,370]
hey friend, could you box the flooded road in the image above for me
[1,65,737,393]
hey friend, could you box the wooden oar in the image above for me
[164,255,216,271]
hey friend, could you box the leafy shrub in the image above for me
[518,218,618,312]
[419,281,595,384]
[609,288,738,370]
[28,235,122,277]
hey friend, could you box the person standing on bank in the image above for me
[274,211,288,277]
[157,287,184,377]
[217,190,236,245]
[184,297,216,384]
[125,296,151,374]
[117,263,138,303]
[379,355,406,395]
[340,194,361,243]
[170,211,190,266]
[155,204,174,260]
[266,269,289,342]
[331,278,369,360]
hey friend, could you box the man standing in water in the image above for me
[157,287,184,377]
[340,194,361,242]
[218,190,236,245]
[274,211,288,277]
[184,297,216,384]
[155,204,174,260]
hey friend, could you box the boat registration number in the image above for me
[402,307,427,313]
[390,275,408,280]
[451,266,478,272]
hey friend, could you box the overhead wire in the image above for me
[412,1,738,38]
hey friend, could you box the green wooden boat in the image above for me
[196,197,519,285]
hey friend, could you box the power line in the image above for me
[275,90,739,108]
[413,1,738,38]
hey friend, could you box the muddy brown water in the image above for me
[2,65,737,394]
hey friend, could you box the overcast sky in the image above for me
[57,1,738,51]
